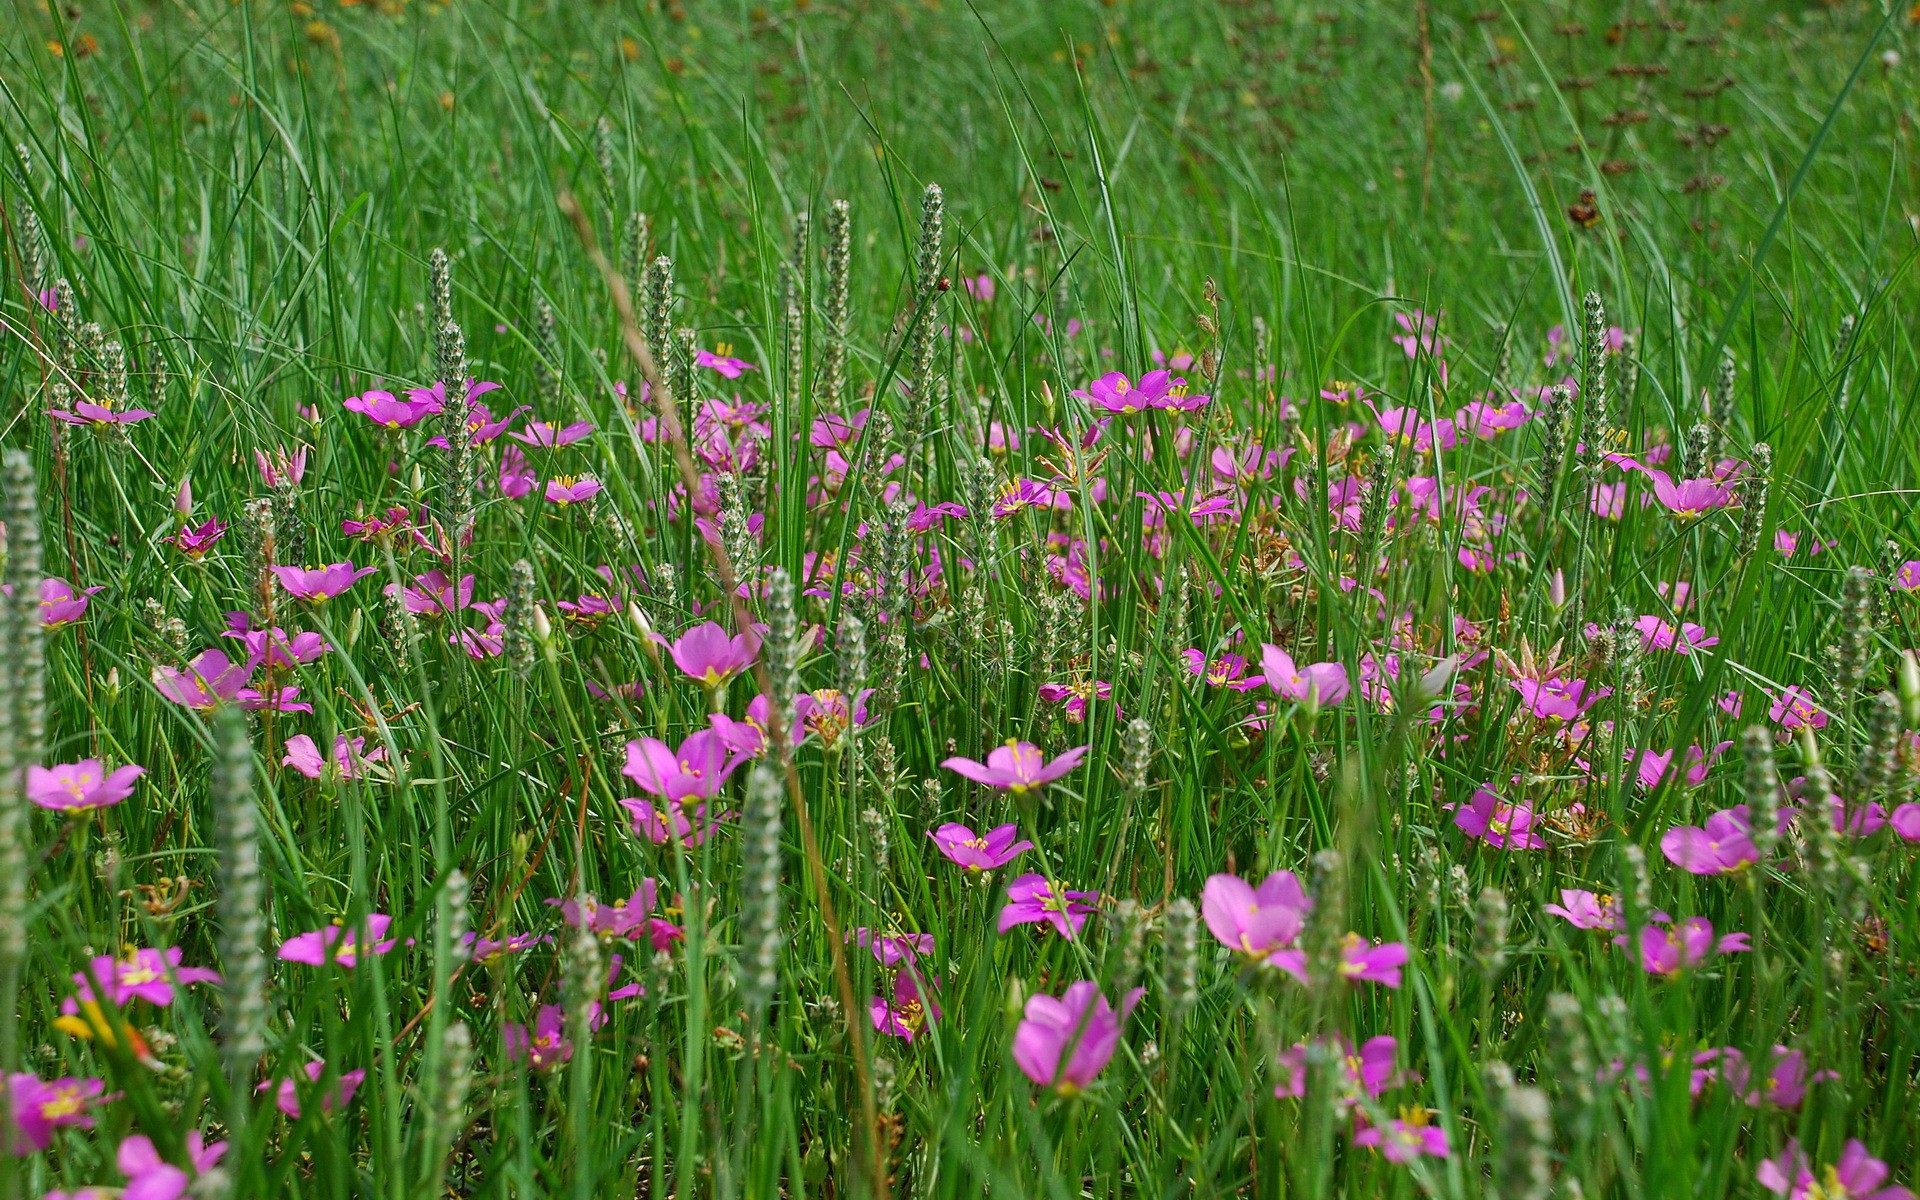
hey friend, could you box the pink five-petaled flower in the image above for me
[1073,370,1170,414]
[1180,649,1265,690]
[696,345,756,378]
[1769,686,1829,730]
[505,1004,573,1070]
[1758,1140,1914,1200]
[25,760,146,812]
[260,1061,365,1119]
[997,873,1099,940]
[1452,787,1546,849]
[510,419,596,447]
[1330,934,1410,987]
[1634,614,1719,654]
[277,915,400,967]
[106,1131,227,1200]
[1353,1109,1451,1163]
[1260,644,1351,709]
[623,799,729,846]
[272,562,375,603]
[1660,805,1761,874]
[928,823,1033,872]
[3,1074,103,1151]
[1012,981,1143,1096]
[173,518,228,558]
[1272,1034,1401,1103]
[853,928,934,966]
[869,970,940,1043]
[544,477,603,505]
[1511,676,1611,720]
[283,734,388,782]
[943,740,1089,794]
[40,578,101,628]
[657,621,761,686]
[69,947,220,1009]
[621,730,746,802]
[1199,871,1312,962]
[1636,917,1749,976]
[47,395,155,428]
[152,648,254,710]
[1543,889,1625,931]
[990,477,1055,519]
[1693,1046,1837,1109]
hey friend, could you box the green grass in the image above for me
[2,0,1919,1196]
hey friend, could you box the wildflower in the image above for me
[1543,889,1624,931]
[510,419,596,447]
[255,445,309,488]
[1180,649,1265,690]
[1073,370,1173,414]
[623,799,728,846]
[544,477,603,505]
[504,1004,573,1070]
[282,733,388,782]
[260,1061,365,1119]
[388,570,475,617]
[1037,679,1116,723]
[277,914,401,967]
[709,693,800,758]
[343,388,434,428]
[1011,981,1143,1095]
[173,518,228,557]
[1636,917,1749,975]
[1199,870,1312,962]
[341,505,414,542]
[26,760,146,812]
[3,1074,103,1150]
[1769,687,1829,730]
[622,730,746,801]
[942,740,1088,793]
[272,562,376,603]
[1452,788,1547,850]
[1329,933,1410,987]
[928,822,1033,872]
[105,1132,227,1200]
[869,970,940,1042]
[1660,806,1762,874]
[1757,1139,1912,1200]
[1634,615,1719,654]
[67,947,218,1009]
[1353,1108,1451,1162]
[657,621,761,686]
[1260,644,1351,707]
[39,578,101,628]
[997,873,1099,940]
[1693,1046,1836,1109]
[1627,464,1739,518]
[809,408,868,449]
[853,928,934,965]
[223,613,329,668]
[696,344,756,378]
[152,648,255,710]
[1272,1034,1400,1102]
[793,687,876,748]
[990,477,1054,519]
[47,396,155,428]
[499,446,535,498]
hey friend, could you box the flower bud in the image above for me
[174,477,193,516]
[1900,649,1920,728]
[627,600,654,639]
[1549,568,1567,610]
[532,603,553,644]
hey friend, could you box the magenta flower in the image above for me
[657,621,761,686]
[1543,889,1625,931]
[709,693,802,759]
[255,444,309,488]
[1759,1140,1912,1200]
[1329,934,1409,987]
[853,928,934,966]
[928,822,1033,872]
[1260,644,1351,708]
[1637,467,1739,518]
[223,613,329,668]
[1180,649,1265,690]
[1694,1046,1836,1109]
[388,569,474,617]
[1661,806,1761,874]
[1769,687,1829,730]
[343,388,433,428]
[793,687,875,749]
[1511,676,1610,720]
[110,1131,227,1200]
[696,345,757,378]
[3,1074,103,1151]
[544,477,603,505]
[500,446,535,498]
[869,970,940,1043]
[1200,871,1312,962]
[549,881,676,946]
[283,733,387,782]
[1452,787,1546,850]
[997,873,1099,940]
[505,1004,573,1070]
[39,578,101,628]
[511,419,596,447]
[622,730,746,801]
[622,798,730,846]
[1353,1111,1451,1162]
[1634,614,1719,654]
[68,946,218,1008]
[260,1061,364,1119]
[272,562,375,603]
[26,760,146,812]
[942,740,1089,794]
[1073,370,1170,414]
[152,648,255,710]
[990,477,1055,520]
[47,398,155,428]
[1273,1034,1401,1103]
[1894,803,1920,842]
[277,914,400,967]
[1636,917,1749,975]
[1012,981,1143,1095]
[173,518,228,558]
[1036,680,1116,723]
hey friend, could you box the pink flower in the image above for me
[1200,871,1312,961]
[621,730,746,801]
[511,419,596,447]
[1660,806,1760,874]
[173,518,228,557]
[544,477,602,505]
[255,445,309,488]
[222,613,329,668]
[1589,481,1626,519]
[282,733,387,781]
[1758,1139,1912,1200]
[1693,1046,1836,1109]
[943,741,1088,794]
[1769,687,1829,730]
[1074,370,1171,414]
[696,346,757,378]
[277,914,400,967]
[4,1074,103,1151]
[260,1061,364,1119]
[388,569,475,617]
[656,621,760,686]
[26,760,146,812]
[111,1131,227,1200]
[48,399,155,427]
[853,928,933,966]
[504,1004,573,1070]
[1333,934,1409,987]
[1639,467,1738,518]
[1272,1034,1401,1102]
[1512,676,1610,720]
[1036,680,1116,723]
[997,873,1099,940]
[1456,396,1530,437]
[1352,1111,1451,1162]
[39,578,101,628]
[1012,981,1142,1095]
[152,648,255,710]
[869,970,940,1042]
[1180,649,1265,690]
[343,388,432,428]
[990,477,1054,519]
[272,562,375,602]
[928,822,1033,872]
[1543,889,1624,931]
[500,446,535,497]
[1636,917,1748,975]
[622,799,729,846]
[1452,787,1546,850]
[1893,803,1920,842]
[810,408,868,449]
[962,273,995,302]
[68,946,219,1008]
[1260,644,1350,708]
[1634,614,1719,654]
